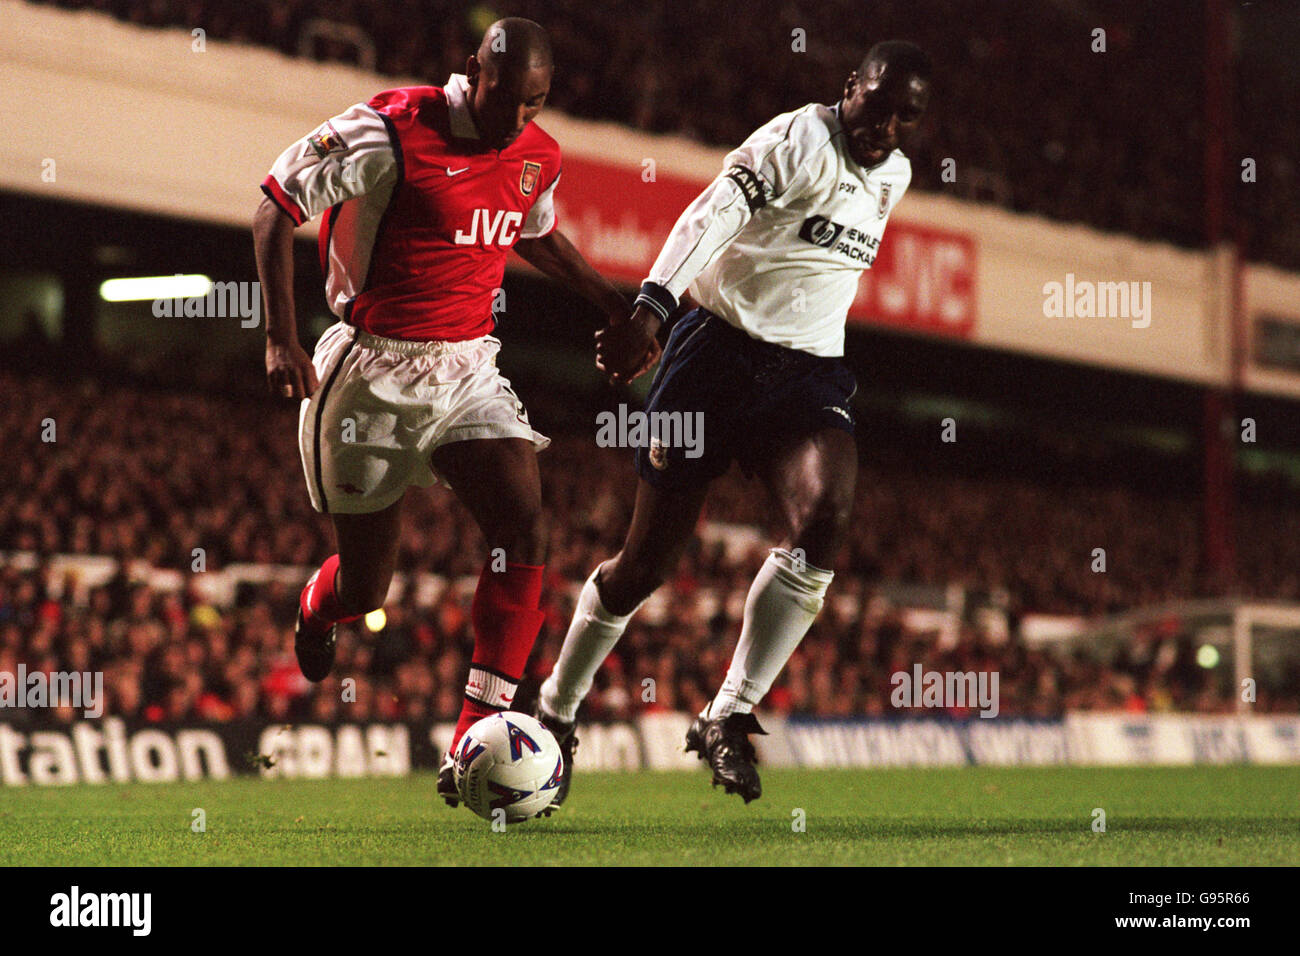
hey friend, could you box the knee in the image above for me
[792,490,854,555]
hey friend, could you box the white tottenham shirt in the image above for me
[634,102,911,357]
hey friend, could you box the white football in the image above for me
[452,711,563,822]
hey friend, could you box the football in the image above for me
[452,712,563,822]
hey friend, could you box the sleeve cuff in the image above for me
[634,281,677,322]
[260,175,308,226]
[519,209,558,240]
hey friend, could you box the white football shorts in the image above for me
[297,321,549,514]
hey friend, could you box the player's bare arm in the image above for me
[512,230,631,323]
[252,197,318,400]
[512,230,659,381]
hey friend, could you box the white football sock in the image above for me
[540,563,644,724]
[706,548,833,719]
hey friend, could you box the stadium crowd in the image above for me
[3,369,1297,725]
[3,554,1270,730]
[30,0,1300,270]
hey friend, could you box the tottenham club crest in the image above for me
[520,161,542,196]
[648,436,668,471]
[877,182,893,219]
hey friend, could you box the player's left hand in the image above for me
[595,306,662,385]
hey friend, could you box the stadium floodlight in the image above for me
[364,608,386,632]
[99,274,213,302]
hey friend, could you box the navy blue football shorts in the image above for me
[632,307,857,490]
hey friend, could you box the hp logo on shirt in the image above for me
[798,215,845,249]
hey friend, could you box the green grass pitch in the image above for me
[3,766,1297,866]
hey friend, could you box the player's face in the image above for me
[840,61,930,167]
[467,58,551,150]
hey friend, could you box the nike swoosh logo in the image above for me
[447,166,470,176]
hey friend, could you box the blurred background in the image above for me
[2,0,1299,759]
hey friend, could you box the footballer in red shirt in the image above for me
[252,18,627,812]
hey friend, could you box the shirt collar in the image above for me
[444,73,479,140]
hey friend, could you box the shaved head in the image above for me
[477,17,554,76]
[858,40,932,85]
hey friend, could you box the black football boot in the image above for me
[437,751,460,808]
[533,706,579,814]
[294,607,338,682]
[684,712,767,803]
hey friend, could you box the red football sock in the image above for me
[300,554,364,626]
[452,561,546,747]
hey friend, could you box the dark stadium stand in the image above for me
[28,0,1300,269]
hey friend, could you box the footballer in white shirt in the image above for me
[534,41,933,806]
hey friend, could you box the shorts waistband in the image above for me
[350,327,490,356]
[691,308,826,358]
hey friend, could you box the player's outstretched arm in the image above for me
[594,162,776,385]
[253,197,319,401]
[513,230,630,323]
[514,231,662,383]
[617,112,827,380]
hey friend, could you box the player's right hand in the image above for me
[595,305,662,385]
[266,339,320,400]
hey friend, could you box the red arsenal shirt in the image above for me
[261,74,562,341]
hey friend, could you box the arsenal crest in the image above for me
[877,182,892,219]
[520,161,542,196]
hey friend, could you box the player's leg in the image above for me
[332,499,408,610]
[688,347,859,803]
[685,429,854,803]
[538,308,740,809]
[294,322,411,681]
[431,437,549,742]
[295,496,405,681]
[540,475,709,722]
[533,475,706,809]
[540,308,734,730]
[706,426,856,720]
